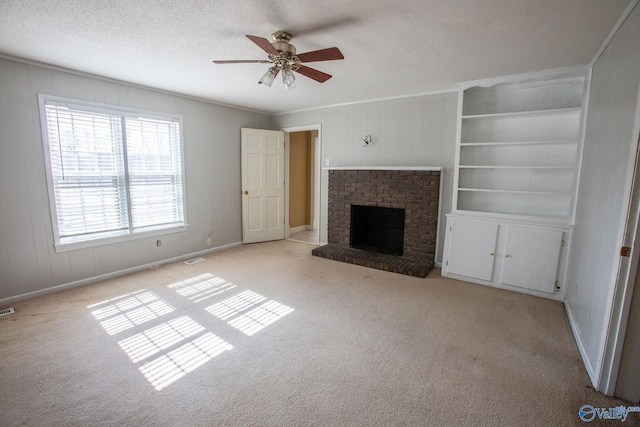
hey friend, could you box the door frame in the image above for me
[282,125,322,240]
[599,92,640,395]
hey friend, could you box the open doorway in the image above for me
[284,126,321,245]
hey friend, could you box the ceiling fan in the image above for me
[213,31,344,89]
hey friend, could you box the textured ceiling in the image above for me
[0,0,632,114]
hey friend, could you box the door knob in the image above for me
[243,190,249,195]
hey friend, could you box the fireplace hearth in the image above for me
[312,168,441,277]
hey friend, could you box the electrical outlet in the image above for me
[573,282,578,297]
[207,227,212,236]
[207,238,212,246]
[156,240,161,247]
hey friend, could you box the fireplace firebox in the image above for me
[350,205,405,256]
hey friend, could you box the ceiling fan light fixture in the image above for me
[259,67,278,87]
[282,67,296,90]
[213,31,343,87]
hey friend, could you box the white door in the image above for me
[446,218,499,281]
[500,225,563,293]
[241,128,285,244]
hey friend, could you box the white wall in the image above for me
[272,92,458,264]
[565,4,640,387]
[0,57,272,303]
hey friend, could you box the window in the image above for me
[39,95,186,251]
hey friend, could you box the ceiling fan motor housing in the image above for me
[271,31,296,56]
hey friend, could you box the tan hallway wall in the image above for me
[289,131,311,228]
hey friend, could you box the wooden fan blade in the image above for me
[213,60,271,64]
[295,65,332,83]
[297,47,344,63]
[246,35,280,55]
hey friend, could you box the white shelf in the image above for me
[458,165,575,170]
[456,208,569,219]
[458,188,572,196]
[445,210,575,228]
[460,139,577,147]
[461,107,582,120]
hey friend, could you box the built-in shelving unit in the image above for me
[454,73,587,221]
[442,68,590,301]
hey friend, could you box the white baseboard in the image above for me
[0,241,242,306]
[289,225,308,233]
[444,272,563,301]
[565,300,598,387]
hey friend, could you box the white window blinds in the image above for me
[41,97,185,247]
[125,117,184,229]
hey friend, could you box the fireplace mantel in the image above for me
[324,166,444,171]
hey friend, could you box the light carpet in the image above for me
[0,240,637,426]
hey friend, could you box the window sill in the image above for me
[53,224,189,253]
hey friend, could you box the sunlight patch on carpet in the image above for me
[228,300,294,336]
[139,332,233,391]
[206,291,294,336]
[167,273,236,303]
[206,290,267,320]
[88,290,175,335]
[89,285,292,391]
[118,316,206,363]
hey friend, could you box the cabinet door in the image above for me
[500,226,563,293]
[447,218,499,281]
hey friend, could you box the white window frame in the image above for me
[38,94,188,253]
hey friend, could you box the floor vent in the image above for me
[184,257,205,265]
[0,307,15,317]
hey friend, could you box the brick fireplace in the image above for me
[312,168,442,277]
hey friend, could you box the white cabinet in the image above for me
[447,218,498,281]
[443,215,569,300]
[500,225,563,294]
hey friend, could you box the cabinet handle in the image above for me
[505,253,511,258]
[489,252,494,256]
